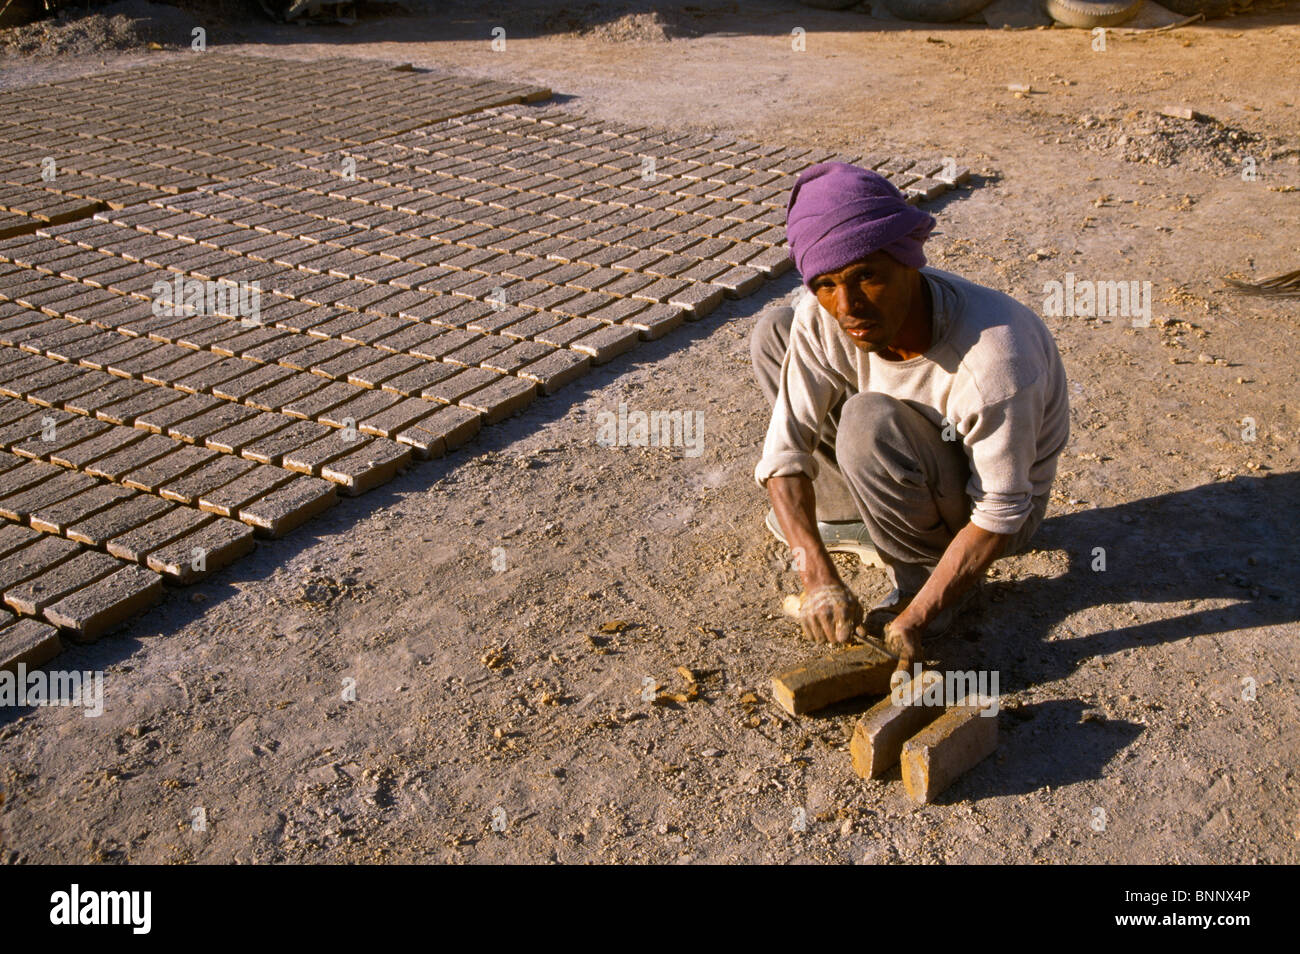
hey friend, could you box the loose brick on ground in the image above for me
[237,476,337,537]
[65,494,173,548]
[900,702,999,804]
[4,549,123,616]
[849,670,946,779]
[43,563,161,642]
[771,642,897,716]
[144,517,255,583]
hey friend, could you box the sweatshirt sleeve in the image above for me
[959,376,1047,535]
[754,306,847,487]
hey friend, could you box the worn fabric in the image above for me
[785,162,936,283]
[753,267,1070,538]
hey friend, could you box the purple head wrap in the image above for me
[785,162,936,286]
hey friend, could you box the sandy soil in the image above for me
[1,1,1298,864]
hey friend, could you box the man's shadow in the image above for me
[900,471,1299,801]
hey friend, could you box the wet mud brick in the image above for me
[144,517,255,583]
[237,476,337,537]
[850,670,946,779]
[106,505,212,563]
[157,455,257,505]
[0,615,62,673]
[900,702,999,804]
[10,415,112,460]
[4,549,123,616]
[44,563,162,642]
[770,642,896,716]
[65,494,173,548]
[0,458,64,497]
[29,482,135,534]
[0,534,81,592]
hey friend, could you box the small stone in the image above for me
[701,748,723,758]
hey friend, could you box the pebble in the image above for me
[701,748,723,758]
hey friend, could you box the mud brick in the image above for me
[243,372,328,414]
[457,375,535,424]
[167,402,258,444]
[570,324,639,364]
[44,563,161,642]
[29,482,135,535]
[11,415,111,460]
[5,549,122,616]
[0,522,41,559]
[850,670,946,779]
[310,346,389,382]
[745,245,794,277]
[27,368,112,408]
[202,325,285,357]
[239,419,331,467]
[81,337,163,374]
[5,361,85,400]
[320,439,412,494]
[0,409,65,451]
[121,444,219,494]
[624,303,686,340]
[345,352,423,388]
[515,349,589,395]
[405,328,478,361]
[441,334,514,369]
[0,616,61,673]
[319,388,402,429]
[497,310,567,342]
[237,475,337,537]
[157,455,257,505]
[710,266,764,298]
[280,428,358,475]
[134,393,223,433]
[370,321,446,355]
[900,702,998,804]
[240,331,320,366]
[106,505,213,563]
[145,517,255,583]
[92,383,184,425]
[530,317,599,349]
[378,361,459,398]
[280,337,352,371]
[308,311,375,340]
[197,464,294,517]
[170,356,257,395]
[341,316,410,346]
[350,396,437,439]
[0,469,98,520]
[211,362,296,402]
[420,366,497,405]
[0,458,62,497]
[204,412,292,455]
[51,425,147,470]
[83,434,178,482]
[668,283,725,318]
[0,534,80,592]
[770,642,896,716]
[139,348,221,387]
[394,403,481,459]
[280,380,360,419]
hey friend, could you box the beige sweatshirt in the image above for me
[755,267,1070,535]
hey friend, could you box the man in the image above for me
[752,162,1070,670]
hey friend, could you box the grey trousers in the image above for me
[751,302,1047,594]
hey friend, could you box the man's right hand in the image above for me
[798,582,864,644]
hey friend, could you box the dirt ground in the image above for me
[1,1,1298,864]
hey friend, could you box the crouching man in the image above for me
[752,162,1070,670]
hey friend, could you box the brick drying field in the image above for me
[0,52,964,667]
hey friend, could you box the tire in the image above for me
[882,0,995,21]
[1044,0,1145,27]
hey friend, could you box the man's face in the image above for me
[809,250,917,355]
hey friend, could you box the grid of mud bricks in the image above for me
[0,56,969,668]
[0,54,551,237]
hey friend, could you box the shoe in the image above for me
[765,508,884,568]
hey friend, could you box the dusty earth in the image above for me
[1,1,1298,864]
